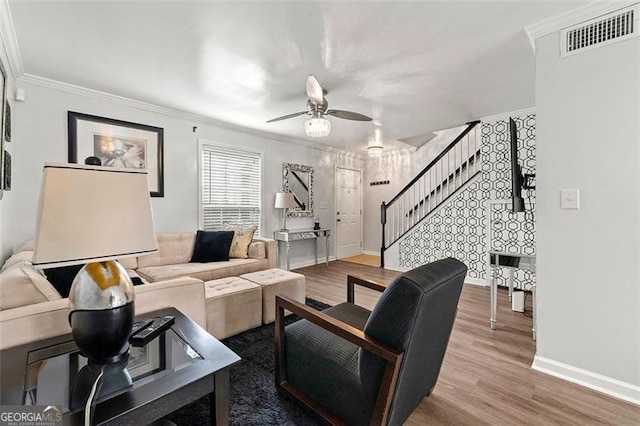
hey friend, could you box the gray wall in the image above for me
[2,80,344,269]
[535,29,639,396]
[0,38,16,263]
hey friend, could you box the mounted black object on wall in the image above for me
[509,117,535,213]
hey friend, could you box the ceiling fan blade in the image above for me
[266,111,308,123]
[306,75,324,104]
[326,110,373,121]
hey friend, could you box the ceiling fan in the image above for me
[266,75,372,137]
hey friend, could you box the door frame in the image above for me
[334,165,363,260]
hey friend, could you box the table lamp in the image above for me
[32,163,157,365]
[274,192,295,231]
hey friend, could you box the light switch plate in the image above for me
[561,189,580,209]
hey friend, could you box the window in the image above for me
[200,143,262,235]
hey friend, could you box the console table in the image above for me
[488,251,537,340]
[273,228,330,270]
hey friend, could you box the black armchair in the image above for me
[275,257,467,425]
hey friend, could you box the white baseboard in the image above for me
[362,250,380,256]
[465,277,487,287]
[286,256,337,271]
[381,264,407,272]
[532,355,640,406]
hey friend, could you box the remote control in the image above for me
[130,318,154,337]
[130,315,175,347]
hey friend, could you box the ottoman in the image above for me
[240,268,306,323]
[204,276,262,339]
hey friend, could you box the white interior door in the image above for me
[336,167,362,259]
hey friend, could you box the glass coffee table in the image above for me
[0,307,240,425]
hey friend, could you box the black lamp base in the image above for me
[69,354,133,411]
[69,303,134,364]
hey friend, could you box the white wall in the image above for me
[3,80,340,268]
[0,36,15,262]
[535,30,640,401]
[363,149,413,253]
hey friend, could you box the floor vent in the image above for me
[561,5,638,57]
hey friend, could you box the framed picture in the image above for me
[68,111,164,197]
[0,57,6,199]
[3,151,10,191]
[4,100,10,142]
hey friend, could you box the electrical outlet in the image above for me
[560,189,580,209]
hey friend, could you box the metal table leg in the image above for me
[314,238,318,265]
[490,266,498,330]
[508,268,514,302]
[325,235,329,266]
[285,241,290,271]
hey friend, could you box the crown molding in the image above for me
[17,73,349,154]
[526,1,639,41]
[480,107,535,123]
[0,0,24,79]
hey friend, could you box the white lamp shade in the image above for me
[368,145,383,157]
[274,192,295,209]
[32,163,158,268]
[305,117,331,137]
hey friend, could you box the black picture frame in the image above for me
[3,150,10,191]
[4,100,10,142]
[0,57,6,200]
[68,111,164,197]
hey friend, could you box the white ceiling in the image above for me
[8,1,587,153]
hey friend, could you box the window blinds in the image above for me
[201,144,261,234]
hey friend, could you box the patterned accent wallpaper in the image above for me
[398,112,536,289]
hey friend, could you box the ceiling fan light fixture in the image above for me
[368,144,383,157]
[305,117,331,137]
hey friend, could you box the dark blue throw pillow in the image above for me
[190,230,235,263]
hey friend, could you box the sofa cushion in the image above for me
[137,233,195,268]
[190,230,235,263]
[247,241,266,259]
[0,263,62,310]
[222,224,257,259]
[1,251,34,271]
[117,256,138,270]
[137,257,270,283]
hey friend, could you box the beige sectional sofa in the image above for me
[130,233,276,283]
[0,232,279,349]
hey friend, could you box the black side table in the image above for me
[0,307,240,425]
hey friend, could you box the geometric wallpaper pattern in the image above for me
[398,112,536,289]
[399,176,485,280]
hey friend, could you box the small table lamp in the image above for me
[32,163,157,365]
[274,192,295,231]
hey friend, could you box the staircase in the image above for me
[381,121,481,267]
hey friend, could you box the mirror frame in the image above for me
[283,162,314,218]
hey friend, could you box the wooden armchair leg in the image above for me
[274,297,287,390]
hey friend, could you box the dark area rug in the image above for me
[165,298,330,426]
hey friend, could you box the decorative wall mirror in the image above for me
[283,163,314,217]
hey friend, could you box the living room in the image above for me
[0,1,639,425]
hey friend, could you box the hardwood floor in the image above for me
[293,261,640,425]
[339,254,381,267]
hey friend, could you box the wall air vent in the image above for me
[560,5,638,58]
